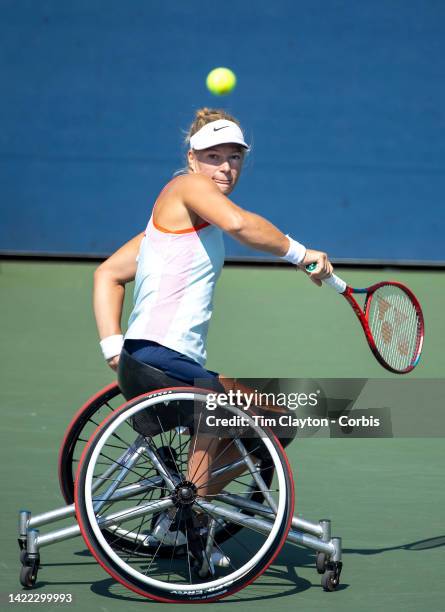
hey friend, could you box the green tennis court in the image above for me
[1,260,444,611]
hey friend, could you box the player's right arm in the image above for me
[93,232,144,369]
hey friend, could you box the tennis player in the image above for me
[93,107,334,550]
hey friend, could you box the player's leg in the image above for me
[187,434,248,497]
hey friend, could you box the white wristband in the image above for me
[281,235,306,265]
[100,334,124,360]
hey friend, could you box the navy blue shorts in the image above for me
[124,339,221,388]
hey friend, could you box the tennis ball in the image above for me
[206,67,237,96]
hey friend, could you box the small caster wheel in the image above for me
[316,551,327,574]
[20,565,38,588]
[322,569,339,591]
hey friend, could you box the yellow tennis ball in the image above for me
[206,67,237,95]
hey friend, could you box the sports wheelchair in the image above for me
[17,348,343,602]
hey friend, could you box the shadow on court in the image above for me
[32,533,444,602]
[347,534,445,555]
[87,569,317,604]
[278,534,445,566]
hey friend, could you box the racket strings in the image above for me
[368,285,420,371]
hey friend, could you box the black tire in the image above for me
[316,551,327,574]
[75,388,294,602]
[322,569,339,591]
[20,565,37,588]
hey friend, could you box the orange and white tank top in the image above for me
[125,207,225,366]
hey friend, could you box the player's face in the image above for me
[189,144,244,194]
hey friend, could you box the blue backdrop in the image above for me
[1,0,444,262]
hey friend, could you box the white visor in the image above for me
[189,119,249,151]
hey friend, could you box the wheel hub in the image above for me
[173,480,197,506]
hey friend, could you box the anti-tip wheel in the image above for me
[322,569,339,592]
[316,551,327,574]
[20,565,38,588]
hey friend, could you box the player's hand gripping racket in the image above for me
[306,263,424,374]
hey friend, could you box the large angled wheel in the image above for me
[59,383,275,555]
[74,388,294,602]
[58,382,123,504]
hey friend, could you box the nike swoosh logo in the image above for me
[213,126,229,131]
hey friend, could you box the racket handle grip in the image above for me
[306,263,347,294]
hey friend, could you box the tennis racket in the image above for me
[306,263,424,374]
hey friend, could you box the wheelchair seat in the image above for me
[118,343,224,400]
[117,344,223,437]
[117,344,192,400]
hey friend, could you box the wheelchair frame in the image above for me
[17,385,343,600]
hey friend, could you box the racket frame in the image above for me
[343,281,424,374]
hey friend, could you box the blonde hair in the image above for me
[174,107,246,175]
